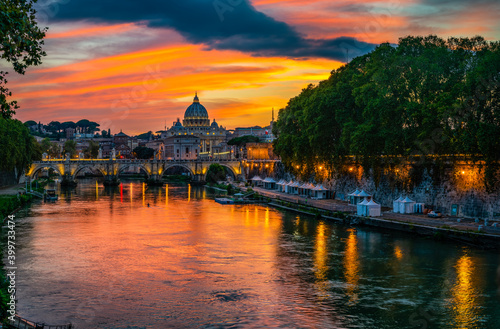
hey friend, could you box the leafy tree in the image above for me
[76,119,90,133]
[47,121,61,134]
[273,35,500,184]
[48,143,61,158]
[84,140,100,159]
[1,0,47,118]
[133,146,154,159]
[0,118,40,180]
[24,120,37,127]
[40,137,51,153]
[63,140,77,158]
[136,131,153,140]
[206,163,226,184]
[61,121,76,130]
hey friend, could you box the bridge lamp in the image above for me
[265,164,269,168]
[349,167,354,172]
[296,165,299,169]
[319,166,323,170]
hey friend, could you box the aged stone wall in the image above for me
[322,164,500,219]
[257,161,500,219]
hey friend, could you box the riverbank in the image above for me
[0,186,36,323]
[252,187,500,249]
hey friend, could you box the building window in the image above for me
[186,147,189,154]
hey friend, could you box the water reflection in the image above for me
[344,228,360,305]
[449,252,482,328]
[313,221,328,298]
[13,180,500,328]
[394,245,404,260]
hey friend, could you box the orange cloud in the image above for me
[46,23,139,39]
[12,34,341,135]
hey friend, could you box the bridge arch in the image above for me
[117,164,151,178]
[218,164,238,180]
[29,164,63,179]
[72,165,106,179]
[202,162,239,181]
[161,164,195,178]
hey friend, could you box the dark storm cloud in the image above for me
[42,0,376,61]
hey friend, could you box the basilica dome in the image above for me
[183,93,210,127]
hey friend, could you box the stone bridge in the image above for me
[28,159,255,185]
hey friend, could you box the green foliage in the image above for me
[273,35,500,182]
[63,140,77,157]
[136,131,153,140]
[227,135,261,146]
[133,146,155,159]
[206,163,226,184]
[1,0,47,118]
[0,118,40,179]
[23,120,36,127]
[85,140,100,159]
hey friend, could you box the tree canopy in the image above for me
[0,118,41,178]
[273,35,500,178]
[206,163,226,184]
[133,146,155,159]
[1,0,46,118]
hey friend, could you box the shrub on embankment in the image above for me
[0,194,32,220]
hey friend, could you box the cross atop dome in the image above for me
[193,92,199,103]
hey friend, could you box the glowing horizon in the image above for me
[4,0,499,135]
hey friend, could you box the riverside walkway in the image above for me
[252,187,500,238]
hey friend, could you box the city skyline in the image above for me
[5,0,500,134]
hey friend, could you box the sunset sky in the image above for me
[5,0,500,135]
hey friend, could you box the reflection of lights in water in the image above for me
[314,222,328,298]
[394,245,403,260]
[165,184,168,205]
[293,216,300,236]
[130,183,133,203]
[188,184,191,202]
[95,181,99,201]
[120,183,123,203]
[142,182,145,206]
[265,208,269,228]
[344,229,360,305]
[449,254,480,328]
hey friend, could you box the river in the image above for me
[9,179,500,328]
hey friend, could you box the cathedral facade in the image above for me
[158,93,231,159]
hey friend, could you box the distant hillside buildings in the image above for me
[33,92,276,161]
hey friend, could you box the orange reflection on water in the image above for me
[450,253,481,328]
[142,182,145,206]
[314,222,329,298]
[188,184,191,202]
[344,229,360,305]
[95,181,99,201]
[394,245,403,260]
[165,184,168,206]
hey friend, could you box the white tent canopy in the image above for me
[366,199,381,217]
[357,198,369,216]
[393,196,404,213]
[399,196,416,214]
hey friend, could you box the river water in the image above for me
[9,179,500,328]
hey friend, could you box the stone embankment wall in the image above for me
[247,161,500,219]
